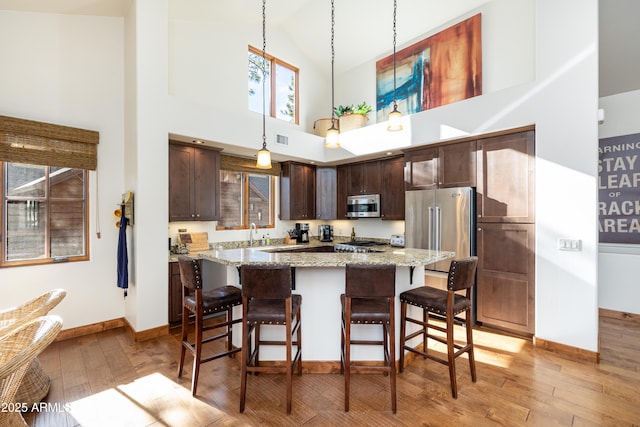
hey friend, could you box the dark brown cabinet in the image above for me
[476,131,534,223]
[336,165,349,219]
[439,141,477,188]
[476,222,535,335]
[475,129,535,335]
[169,262,183,325]
[380,156,405,220]
[347,161,381,195]
[335,158,405,220]
[280,161,316,220]
[404,147,438,189]
[169,142,220,222]
[316,167,337,220]
[404,141,476,190]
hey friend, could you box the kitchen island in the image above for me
[193,244,454,371]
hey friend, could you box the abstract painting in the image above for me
[376,13,482,122]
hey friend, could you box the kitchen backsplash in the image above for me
[168,219,405,247]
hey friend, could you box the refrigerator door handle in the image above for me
[435,206,441,251]
[428,206,434,250]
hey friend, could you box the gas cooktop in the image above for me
[340,240,385,246]
[334,241,386,253]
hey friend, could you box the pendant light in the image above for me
[387,0,403,131]
[325,0,340,148]
[256,0,272,169]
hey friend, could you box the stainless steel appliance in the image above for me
[346,194,381,218]
[319,224,333,242]
[334,240,386,253]
[405,187,476,320]
[295,223,309,243]
[390,234,405,247]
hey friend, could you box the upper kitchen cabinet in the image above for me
[169,142,220,222]
[476,130,535,223]
[336,165,349,219]
[380,156,405,220]
[280,161,316,220]
[345,161,381,196]
[404,141,476,190]
[316,167,337,220]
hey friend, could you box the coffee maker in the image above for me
[295,223,309,243]
[319,224,333,242]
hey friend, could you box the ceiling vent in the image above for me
[275,134,288,145]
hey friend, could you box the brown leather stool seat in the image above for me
[177,256,242,396]
[341,263,397,413]
[399,257,478,398]
[240,264,302,415]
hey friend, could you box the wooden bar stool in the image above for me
[177,256,242,396]
[341,263,396,413]
[239,264,302,415]
[399,257,478,398]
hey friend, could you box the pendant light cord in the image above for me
[262,0,267,150]
[393,0,397,109]
[330,0,336,127]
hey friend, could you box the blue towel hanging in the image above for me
[117,215,129,297]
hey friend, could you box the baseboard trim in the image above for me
[55,318,126,341]
[599,308,640,324]
[56,317,169,342]
[533,337,600,363]
[124,319,169,342]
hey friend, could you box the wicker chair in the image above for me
[0,289,66,406]
[0,315,63,427]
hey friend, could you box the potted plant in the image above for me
[335,101,372,132]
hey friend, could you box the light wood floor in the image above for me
[25,316,640,426]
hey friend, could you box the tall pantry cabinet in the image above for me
[476,130,535,335]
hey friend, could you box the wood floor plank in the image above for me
[23,316,640,426]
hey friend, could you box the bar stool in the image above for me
[177,256,242,396]
[341,263,396,413]
[239,264,302,415]
[399,257,478,398]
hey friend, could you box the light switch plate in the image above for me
[558,238,582,251]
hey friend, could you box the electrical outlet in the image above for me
[558,238,582,251]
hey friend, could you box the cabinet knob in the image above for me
[191,214,195,218]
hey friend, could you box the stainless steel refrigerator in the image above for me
[405,187,476,320]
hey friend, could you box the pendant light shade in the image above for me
[325,119,340,148]
[325,0,340,148]
[256,0,272,169]
[388,0,403,132]
[256,141,272,169]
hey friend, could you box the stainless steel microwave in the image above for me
[347,194,381,218]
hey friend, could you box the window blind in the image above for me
[0,115,99,170]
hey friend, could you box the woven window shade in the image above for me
[220,154,281,176]
[0,115,99,170]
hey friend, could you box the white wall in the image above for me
[332,0,600,351]
[0,11,126,329]
[0,0,603,353]
[598,89,640,314]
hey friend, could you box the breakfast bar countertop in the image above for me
[194,245,454,268]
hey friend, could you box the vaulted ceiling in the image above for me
[0,0,638,97]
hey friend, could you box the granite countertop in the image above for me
[181,243,454,268]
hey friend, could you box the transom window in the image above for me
[248,46,299,124]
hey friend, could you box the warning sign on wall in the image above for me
[598,132,640,244]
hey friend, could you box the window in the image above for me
[1,162,88,266]
[248,46,299,124]
[218,170,275,229]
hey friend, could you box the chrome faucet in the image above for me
[249,222,257,247]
